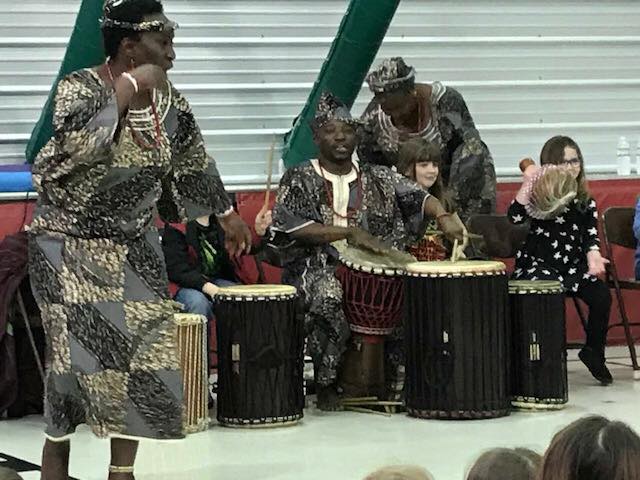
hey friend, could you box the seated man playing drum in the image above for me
[270,92,464,410]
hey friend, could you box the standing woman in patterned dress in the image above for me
[28,0,251,478]
[508,135,612,385]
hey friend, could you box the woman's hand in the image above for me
[218,211,252,257]
[587,250,610,276]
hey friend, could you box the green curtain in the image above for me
[282,0,400,167]
[25,0,105,163]
[26,0,400,166]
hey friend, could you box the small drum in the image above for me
[404,261,510,419]
[336,249,405,336]
[509,280,568,410]
[335,248,407,399]
[175,313,210,434]
[215,285,304,427]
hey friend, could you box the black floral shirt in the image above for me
[270,160,429,278]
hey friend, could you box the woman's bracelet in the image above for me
[216,207,235,219]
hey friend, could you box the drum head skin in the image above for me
[174,313,207,326]
[339,245,415,274]
[508,280,564,294]
[405,260,506,276]
[216,284,297,299]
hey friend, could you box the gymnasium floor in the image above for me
[0,347,638,480]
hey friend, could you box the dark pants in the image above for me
[570,279,611,355]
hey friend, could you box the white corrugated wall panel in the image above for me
[0,1,639,185]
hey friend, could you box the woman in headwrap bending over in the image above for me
[358,56,496,222]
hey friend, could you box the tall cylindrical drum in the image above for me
[404,261,510,419]
[215,285,304,427]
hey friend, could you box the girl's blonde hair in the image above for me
[540,135,590,204]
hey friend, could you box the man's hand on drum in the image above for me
[437,213,467,245]
[346,228,388,254]
[218,211,252,257]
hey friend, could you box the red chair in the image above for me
[601,207,640,378]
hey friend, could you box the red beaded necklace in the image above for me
[106,62,164,150]
[318,161,363,220]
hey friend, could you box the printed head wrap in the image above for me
[311,92,361,133]
[101,0,178,32]
[366,57,416,94]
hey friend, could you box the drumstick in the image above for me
[342,396,379,403]
[342,400,404,406]
[519,157,535,172]
[451,239,459,262]
[519,157,538,179]
[425,230,484,240]
[263,136,277,210]
[344,406,393,417]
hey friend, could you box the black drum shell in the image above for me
[404,271,510,419]
[215,292,304,427]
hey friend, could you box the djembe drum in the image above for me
[175,313,209,434]
[509,280,568,410]
[215,285,304,427]
[404,261,510,419]
[335,247,406,399]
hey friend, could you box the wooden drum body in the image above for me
[404,261,510,419]
[336,258,404,336]
[175,313,210,434]
[336,253,405,399]
[509,280,568,410]
[339,334,386,399]
[215,285,304,427]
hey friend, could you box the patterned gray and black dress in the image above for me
[29,68,231,441]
